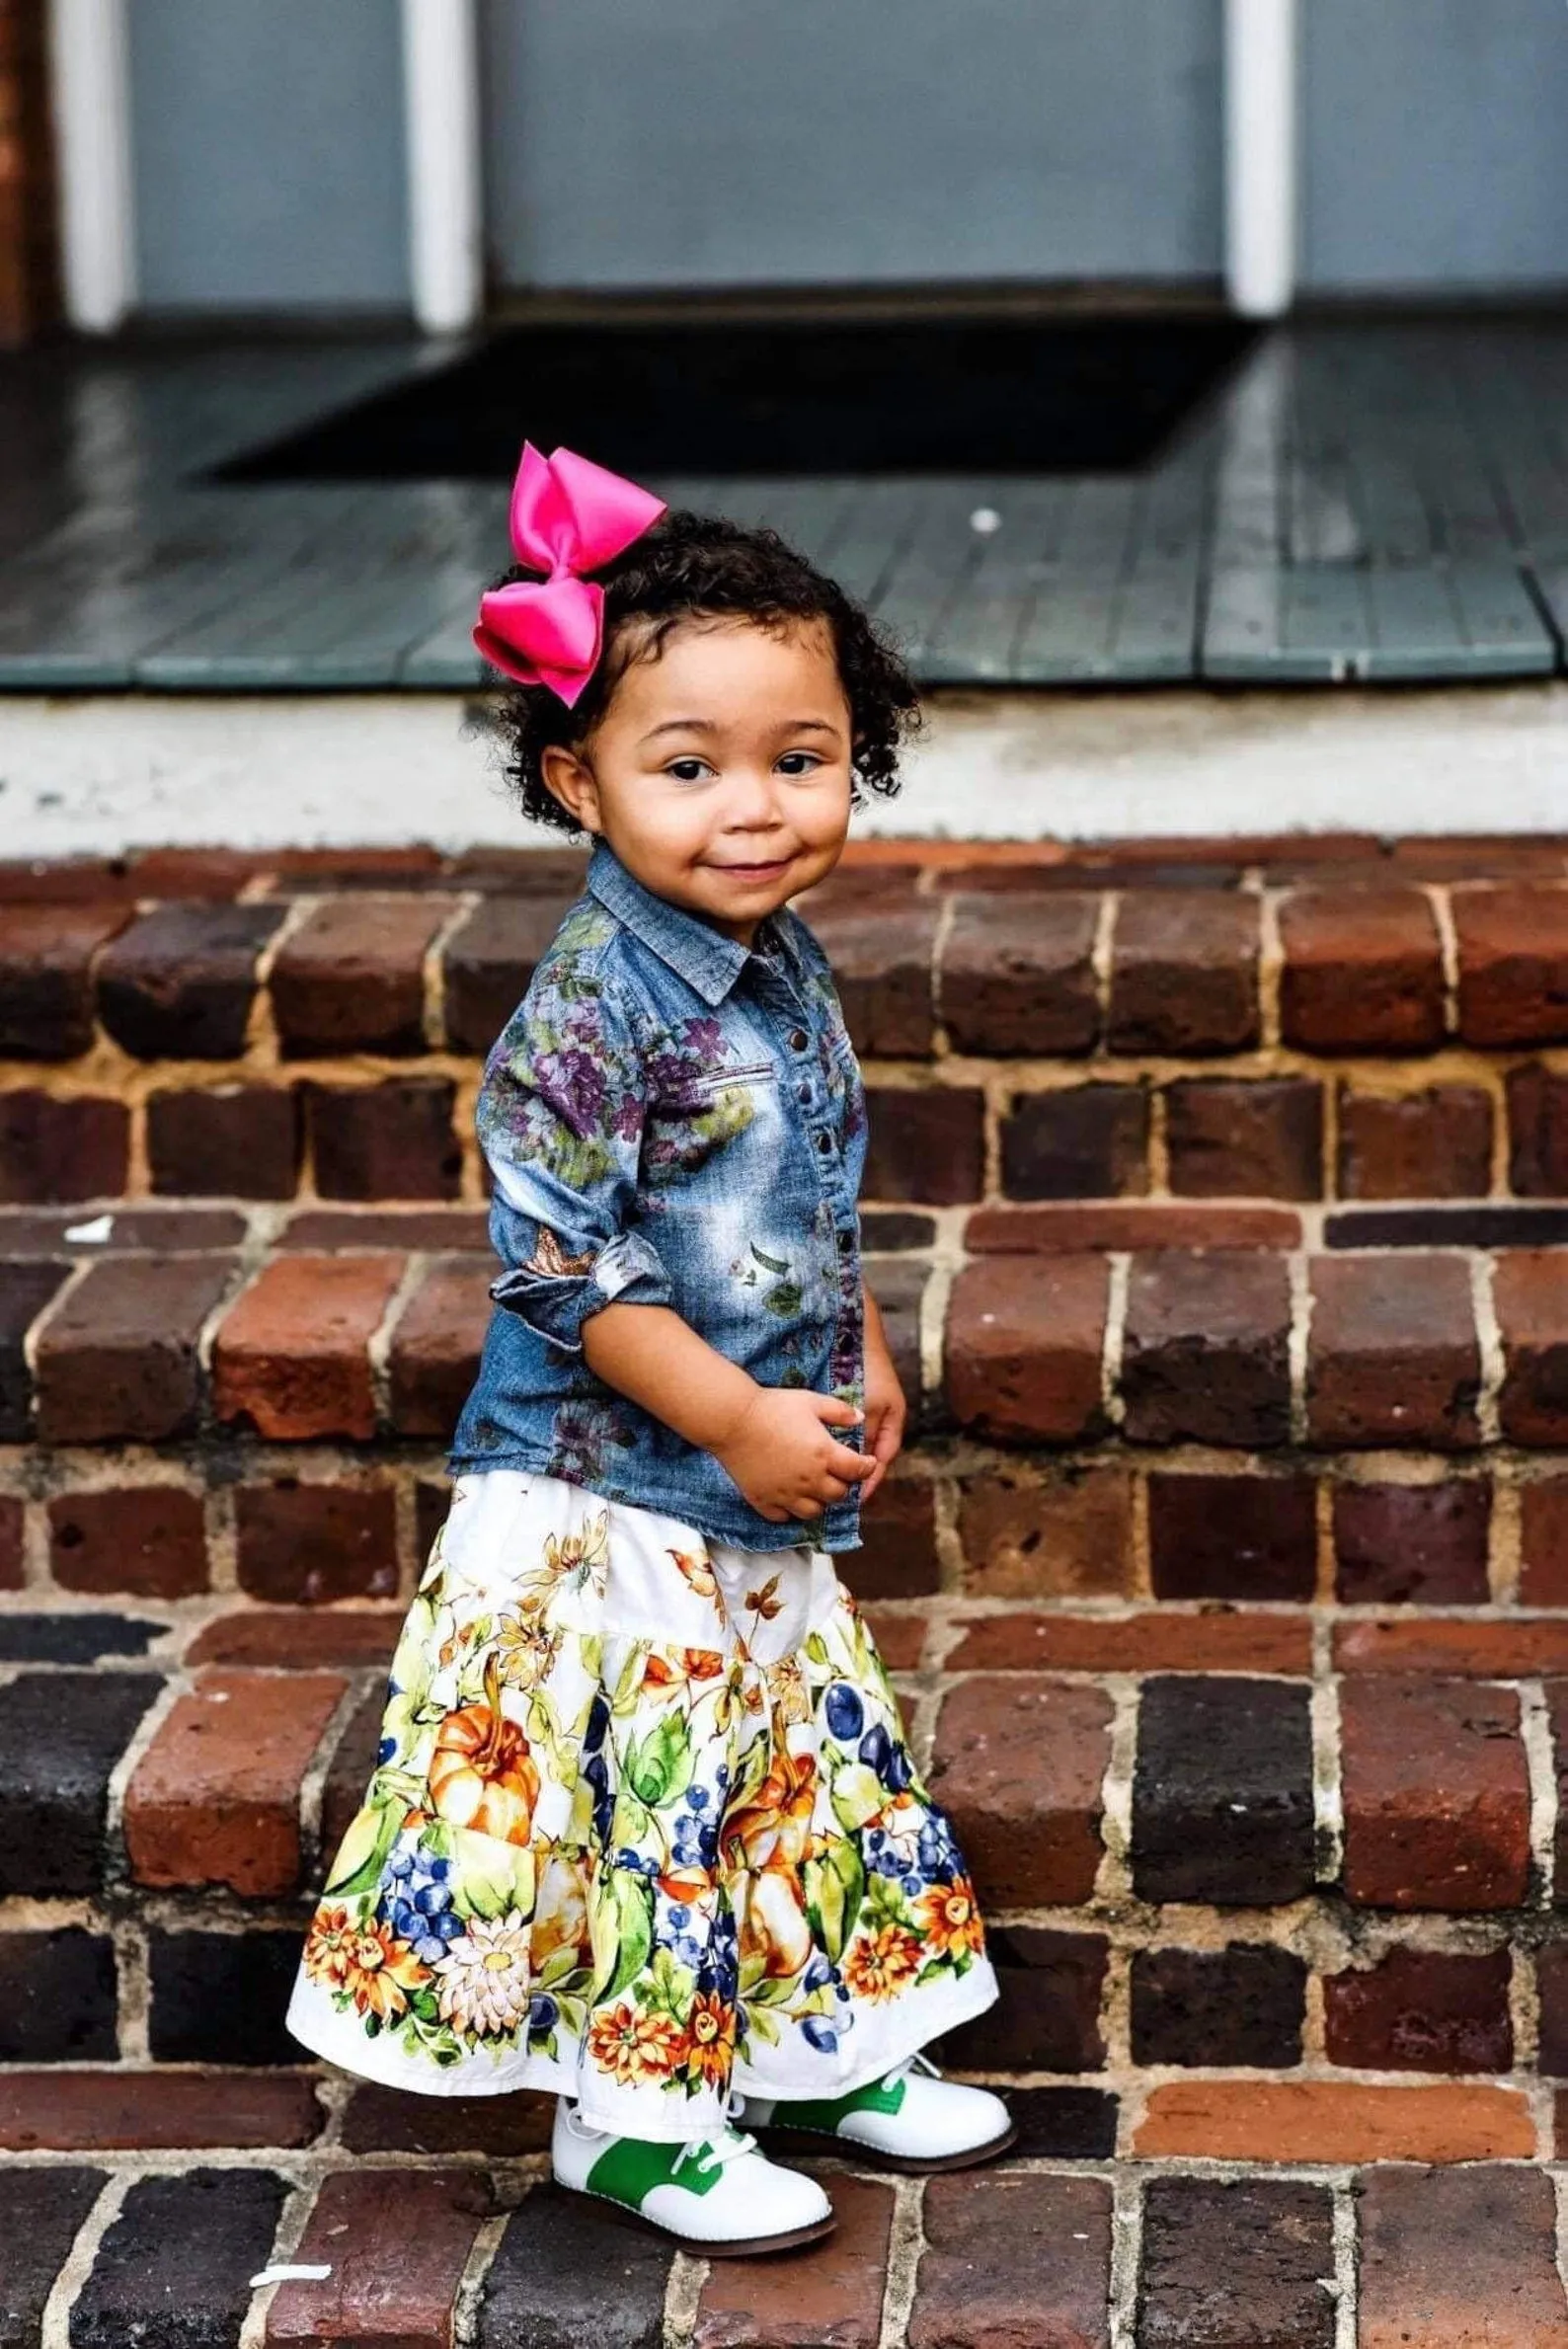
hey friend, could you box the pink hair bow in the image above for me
[473,442,667,706]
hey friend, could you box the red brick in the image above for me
[47,1485,208,1599]
[1338,1084,1494,1200]
[124,1668,347,1895]
[945,1924,1107,2074]
[1536,1942,1568,2075]
[1148,1470,1318,1601]
[1358,2165,1568,2346]
[1333,1479,1490,1605]
[1336,1618,1568,1676]
[928,1675,1111,1905]
[128,849,269,898]
[1454,885,1568,1047]
[945,1255,1107,1443]
[940,893,1100,1055]
[147,1085,301,1200]
[1108,890,1260,1054]
[696,2175,893,2348]
[0,1207,245,1255]
[956,1463,1135,1599]
[1339,1676,1530,1910]
[947,1607,1311,1675]
[0,1091,128,1204]
[281,1207,491,1250]
[1391,836,1568,877]
[272,896,454,1056]
[861,1604,928,1670]
[808,898,941,1057]
[1522,1479,1568,1606]
[269,846,449,888]
[1307,1255,1480,1449]
[187,1606,404,1668]
[1509,1061,1568,1196]
[212,1253,403,1441]
[339,2083,554,2154]
[0,2069,324,2152]
[388,1254,492,1436]
[967,1203,1301,1251]
[267,2169,489,2346]
[306,1079,462,1202]
[1135,2080,1532,2162]
[0,903,128,1057]
[1279,888,1445,1051]
[35,1255,235,1442]
[1164,1077,1324,1200]
[1494,1252,1568,1446]
[862,1085,984,1205]
[1120,1250,1292,1447]
[837,1472,941,1600]
[0,1495,21,1590]
[908,2172,1112,2349]
[442,845,588,894]
[234,1480,399,1605]
[97,901,285,1059]
[1323,1944,1513,2072]
[440,894,573,1053]
[998,1083,1148,1200]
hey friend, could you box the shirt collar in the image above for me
[585,835,785,1007]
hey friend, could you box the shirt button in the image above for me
[789,1027,809,1051]
[796,1081,811,1103]
[816,1132,831,1153]
[836,1230,853,1252]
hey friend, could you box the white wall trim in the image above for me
[46,0,136,333]
[1223,0,1296,317]
[400,0,484,336]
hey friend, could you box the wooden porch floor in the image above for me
[2,317,1568,688]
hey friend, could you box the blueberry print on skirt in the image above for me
[284,1468,998,2140]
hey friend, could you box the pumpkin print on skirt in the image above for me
[284,1468,999,2142]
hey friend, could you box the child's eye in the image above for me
[666,758,713,783]
[777,752,823,777]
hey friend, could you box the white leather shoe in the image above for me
[550,2098,835,2254]
[737,2050,1016,2172]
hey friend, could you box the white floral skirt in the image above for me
[284,1468,998,2142]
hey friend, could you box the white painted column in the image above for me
[1223,0,1296,318]
[400,0,484,336]
[46,0,136,333]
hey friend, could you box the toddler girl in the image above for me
[285,444,1008,2254]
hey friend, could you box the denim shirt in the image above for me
[447,834,870,1553]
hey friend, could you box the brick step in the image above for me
[2,838,1567,1213]
[12,2147,1568,2349]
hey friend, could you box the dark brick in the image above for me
[1495,1252,1568,1446]
[1006,2087,1119,2159]
[838,1473,940,1601]
[0,1259,69,1438]
[861,1085,984,1205]
[341,2085,553,2156]
[234,1480,399,1605]
[48,1485,208,1601]
[1121,1250,1293,1448]
[1338,1084,1494,1200]
[1509,1062,1568,1197]
[1324,1944,1513,2073]
[1147,1471,1317,1602]
[909,2173,1112,2349]
[415,1478,450,1568]
[1137,2177,1335,2349]
[273,896,454,1056]
[856,1256,925,1433]
[1340,1676,1530,1910]
[321,1688,386,1859]
[957,1462,1135,1600]
[0,1614,159,1663]
[0,1673,159,1895]
[388,1255,493,1437]
[809,897,940,1057]
[939,1926,1107,2074]
[478,2181,673,2349]
[1453,886,1568,1047]
[269,845,448,889]
[1165,1078,1324,1200]
[147,1085,301,1201]
[1307,1255,1480,1450]
[1109,891,1260,1054]
[0,2166,110,2349]
[1536,1942,1568,2075]
[1131,1944,1306,2069]
[35,1255,235,1443]
[1132,1678,1315,1906]
[861,1207,938,1251]
[0,1928,118,2062]
[0,1494,20,1590]
[147,1929,303,2066]
[443,845,588,895]
[69,2167,288,2349]
[999,1084,1148,1200]
[1326,1205,1568,1249]
[305,1077,462,1200]
[442,895,573,1054]
[0,1092,128,1204]
[96,901,285,1058]
[0,1208,245,1256]
[281,1207,491,1250]
[1279,887,1445,1053]
[941,893,1100,1055]
[1333,1480,1490,1605]
[0,904,127,1057]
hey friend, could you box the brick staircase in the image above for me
[4,831,1568,2343]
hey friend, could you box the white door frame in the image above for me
[1224,0,1297,316]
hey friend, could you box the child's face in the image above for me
[539,616,855,945]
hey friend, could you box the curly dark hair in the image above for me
[480,508,920,836]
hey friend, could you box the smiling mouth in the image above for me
[714,857,792,875]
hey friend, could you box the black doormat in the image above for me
[208,312,1260,483]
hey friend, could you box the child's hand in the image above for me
[712,1387,877,1525]
[858,1334,907,1505]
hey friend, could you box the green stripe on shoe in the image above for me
[774,2074,906,2134]
[586,2136,725,2208]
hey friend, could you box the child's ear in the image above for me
[539,744,598,831]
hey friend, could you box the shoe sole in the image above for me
[755,2117,1020,2175]
[561,2180,838,2258]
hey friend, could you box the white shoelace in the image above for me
[672,2122,759,2177]
[880,2049,943,2090]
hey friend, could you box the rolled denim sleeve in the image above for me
[476,964,674,1355]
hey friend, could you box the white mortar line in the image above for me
[39,2171,135,2349]
[1520,1677,1559,1911]
[239,2175,317,2349]
[452,2208,510,2349]
[1330,2176,1359,2349]
[422,891,481,1053]
[1288,1249,1313,1447]
[1427,882,1461,1039]
[1101,1253,1131,1431]
[297,1675,371,1877]
[1094,1676,1140,1905]
[368,1248,431,1431]
[877,2175,926,2349]
[1106,2169,1142,2349]
[928,889,958,1055]
[1470,1250,1505,1449]
[663,2249,709,2348]
[1091,890,1121,1030]
[1309,1611,1346,1889]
